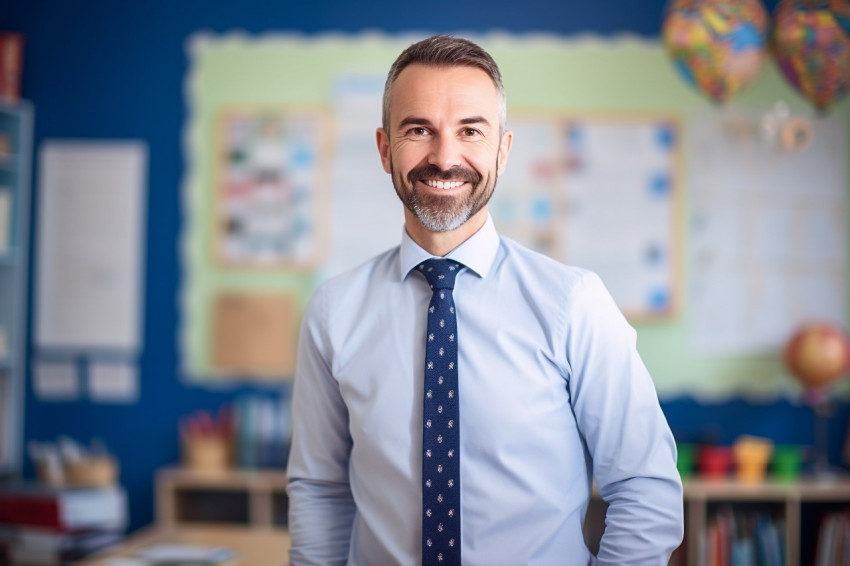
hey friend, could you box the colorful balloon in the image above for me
[772,0,850,112]
[830,0,850,36]
[663,0,770,103]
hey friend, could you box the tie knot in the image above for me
[417,258,461,290]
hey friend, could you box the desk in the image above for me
[73,524,290,566]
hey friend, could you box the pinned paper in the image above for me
[33,360,80,401]
[88,361,138,403]
[212,292,297,378]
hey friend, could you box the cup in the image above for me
[676,443,696,479]
[733,436,774,483]
[772,444,805,483]
[698,445,733,480]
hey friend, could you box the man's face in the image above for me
[377,64,512,233]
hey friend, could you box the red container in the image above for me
[698,445,733,479]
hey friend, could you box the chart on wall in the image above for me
[493,114,680,319]
[688,109,847,355]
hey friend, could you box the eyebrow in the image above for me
[397,115,492,130]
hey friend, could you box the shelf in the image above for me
[0,99,30,477]
[156,467,289,530]
[0,250,20,266]
[156,467,850,565]
[684,476,850,500]
[0,153,17,172]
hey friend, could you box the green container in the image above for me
[676,443,696,479]
[772,444,805,483]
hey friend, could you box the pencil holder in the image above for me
[183,436,230,472]
[63,456,119,487]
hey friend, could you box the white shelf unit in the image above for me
[0,98,32,478]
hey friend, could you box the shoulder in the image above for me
[306,246,401,311]
[495,235,620,329]
[497,235,598,294]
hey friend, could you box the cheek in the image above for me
[390,145,420,171]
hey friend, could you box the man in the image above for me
[287,35,683,565]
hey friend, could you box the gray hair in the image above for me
[381,35,507,136]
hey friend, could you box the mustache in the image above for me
[407,164,481,186]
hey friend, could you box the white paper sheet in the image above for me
[88,361,138,403]
[35,141,147,351]
[33,360,80,401]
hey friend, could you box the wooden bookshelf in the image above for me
[156,467,850,564]
[682,476,850,566]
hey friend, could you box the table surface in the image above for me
[73,524,291,566]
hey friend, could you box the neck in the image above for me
[404,208,488,257]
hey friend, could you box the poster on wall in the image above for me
[215,107,332,269]
[35,141,147,352]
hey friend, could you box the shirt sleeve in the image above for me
[286,286,356,566]
[565,272,684,565]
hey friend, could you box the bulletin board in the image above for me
[182,32,850,399]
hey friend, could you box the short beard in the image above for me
[392,162,496,233]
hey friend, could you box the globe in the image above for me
[783,322,850,390]
[663,0,769,103]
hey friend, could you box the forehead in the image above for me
[389,64,501,125]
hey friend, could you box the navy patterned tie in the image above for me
[418,258,461,565]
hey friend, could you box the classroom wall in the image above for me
[7,0,847,533]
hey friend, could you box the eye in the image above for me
[461,128,481,137]
[407,127,430,137]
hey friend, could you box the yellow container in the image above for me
[733,435,774,483]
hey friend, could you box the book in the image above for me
[0,188,12,254]
[0,484,127,532]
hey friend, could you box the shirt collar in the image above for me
[399,214,500,281]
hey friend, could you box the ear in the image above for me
[376,127,392,174]
[496,130,513,176]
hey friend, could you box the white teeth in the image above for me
[426,180,464,190]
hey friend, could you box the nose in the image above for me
[428,134,462,171]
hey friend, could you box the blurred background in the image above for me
[3,0,850,563]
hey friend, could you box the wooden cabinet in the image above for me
[156,467,289,529]
[0,99,32,478]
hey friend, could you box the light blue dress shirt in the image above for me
[287,215,683,566]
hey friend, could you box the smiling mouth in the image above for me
[423,179,466,190]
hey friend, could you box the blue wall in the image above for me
[7,0,842,533]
